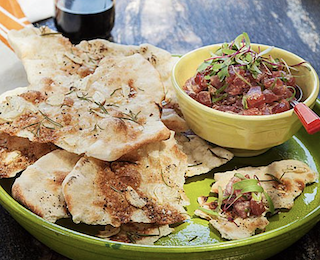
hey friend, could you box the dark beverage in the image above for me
[54,0,115,43]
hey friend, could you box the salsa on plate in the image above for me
[183,33,301,115]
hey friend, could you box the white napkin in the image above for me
[0,41,28,93]
[17,0,55,23]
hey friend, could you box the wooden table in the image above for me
[1,0,320,259]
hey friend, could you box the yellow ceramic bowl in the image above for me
[172,44,320,156]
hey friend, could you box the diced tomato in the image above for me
[273,85,292,99]
[196,91,212,107]
[250,200,265,216]
[286,76,296,86]
[224,177,241,197]
[263,78,274,89]
[272,70,282,78]
[263,89,278,103]
[271,99,290,114]
[246,86,265,108]
[260,104,272,115]
[210,75,224,88]
[232,201,250,219]
[194,72,202,85]
[184,60,295,115]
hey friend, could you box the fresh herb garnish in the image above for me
[212,93,227,103]
[92,123,105,132]
[198,207,219,217]
[194,32,305,111]
[77,92,109,115]
[261,173,285,185]
[116,110,141,124]
[110,88,122,97]
[110,185,122,193]
[286,86,296,102]
[232,177,274,214]
[22,110,63,137]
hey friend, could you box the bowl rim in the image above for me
[172,43,320,121]
[1,117,320,255]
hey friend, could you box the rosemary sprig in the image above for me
[39,111,63,128]
[92,123,105,132]
[110,88,122,97]
[77,92,109,115]
[40,32,62,36]
[260,173,285,184]
[110,185,122,193]
[22,111,63,137]
[39,26,62,36]
[65,87,77,96]
[116,110,141,124]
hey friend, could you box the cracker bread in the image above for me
[175,132,233,177]
[195,160,317,240]
[98,223,173,245]
[0,133,56,178]
[0,54,170,161]
[8,27,187,132]
[62,133,189,226]
[211,160,317,209]
[12,150,80,222]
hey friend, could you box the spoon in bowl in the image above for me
[290,85,320,134]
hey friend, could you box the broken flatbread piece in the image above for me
[175,132,233,177]
[8,27,91,89]
[12,149,80,222]
[98,223,173,245]
[195,207,269,240]
[211,160,317,209]
[8,27,187,133]
[0,54,170,161]
[0,133,56,178]
[62,133,189,227]
[195,160,317,240]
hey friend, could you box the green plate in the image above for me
[0,101,320,260]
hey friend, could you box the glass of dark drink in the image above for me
[54,0,115,43]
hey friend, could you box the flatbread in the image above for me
[175,132,233,177]
[8,27,92,90]
[98,223,173,245]
[195,160,317,240]
[194,207,269,240]
[211,160,317,209]
[0,133,56,178]
[0,89,56,178]
[62,133,189,226]
[11,150,80,222]
[8,27,187,132]
[0,54,170,161]
[78,40,187,132]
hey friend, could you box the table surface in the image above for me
[1,0,320,259]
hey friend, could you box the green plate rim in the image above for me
[1,100,320,254]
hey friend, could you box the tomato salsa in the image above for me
[183,33,300,115]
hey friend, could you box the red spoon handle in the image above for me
[294,103,320,134]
